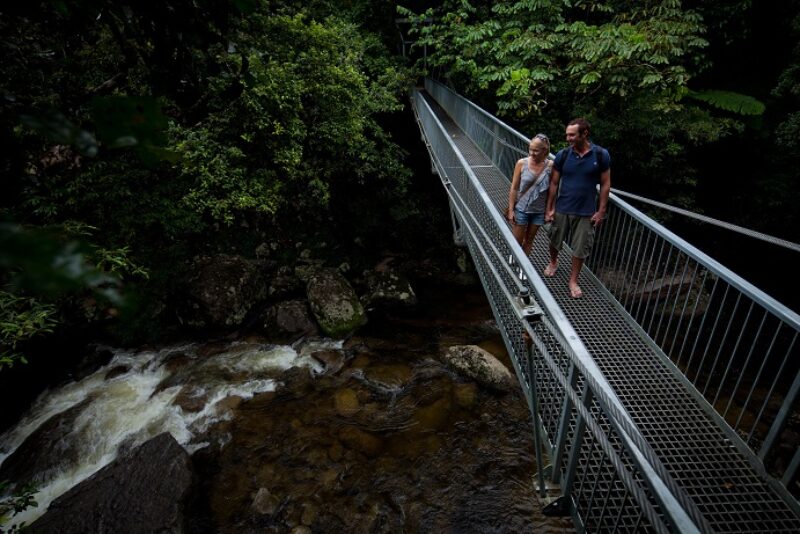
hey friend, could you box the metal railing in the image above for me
[421,77,800,524]
[425,79,531,179]
[412,84,709,533]
[589,193,800,487]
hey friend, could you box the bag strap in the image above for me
[519,159,552,198]
[593,144,608,169]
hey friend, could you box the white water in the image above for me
[0,339,339,527]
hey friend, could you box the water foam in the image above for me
[0,339,338,527]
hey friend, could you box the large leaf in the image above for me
[687,90,765,115]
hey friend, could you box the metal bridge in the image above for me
[411,79,800,533]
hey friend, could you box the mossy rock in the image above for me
[306,268,366,338]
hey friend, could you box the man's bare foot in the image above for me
[544,262,558,277]
[569,284,583,298]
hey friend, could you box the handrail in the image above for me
[413,84,709,533]
[611,188,800,253]
[420,77,800,528]
[608,191,800,329]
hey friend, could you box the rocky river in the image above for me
[0,265,575,532]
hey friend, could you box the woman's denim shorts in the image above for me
[514,209,545,226]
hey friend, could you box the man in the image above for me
[543,118,611,298]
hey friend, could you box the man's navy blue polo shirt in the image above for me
[553,143,611,217]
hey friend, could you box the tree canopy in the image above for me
[1,0,799,367]
[0,0,414,363]
[401,0,755,199]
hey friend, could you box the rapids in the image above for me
[0,281,574,532]
[0,340,338,528]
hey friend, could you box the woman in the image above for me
[506,133,553,257]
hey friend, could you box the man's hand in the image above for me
[590,211,605,227]
[545,209,555,223]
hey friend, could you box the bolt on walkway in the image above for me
[418,89,800,532]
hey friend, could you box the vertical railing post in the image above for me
[562,382,592,498]
[551,362,579,483]
[449,201,466,247]
[760,364,800,462]
[527,340,547,498]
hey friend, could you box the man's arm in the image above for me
[545,167,560,223]
[591,168,611,227]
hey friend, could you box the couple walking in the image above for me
[506,118,611,298]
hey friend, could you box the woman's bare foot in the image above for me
[543,262,558,277]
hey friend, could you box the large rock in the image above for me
[29,433,192,534]
[183,254,267,329]
[442,345,516,392]
[0,400,91,487]
[362,270,417,310]
[259,299,319,342]
[306,269,366,338]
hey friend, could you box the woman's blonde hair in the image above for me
[532,133,550,153]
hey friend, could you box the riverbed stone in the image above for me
[443,345,516,393]
[311,349,345,375]
[365,364,413,388]
[414,397,452,431]
[337,426,383,458]
[453,382,478,408]
[174,385,208,413]
[334,388,359,416]
[328,440,344,462]
[252,487,280,516]
[29,432,192,534]
[306,269,366,338]
[183,254,267,329]
[103,365,129,380]
[259,299,319,342]
[362,270,418,310]
[301,502,319,525]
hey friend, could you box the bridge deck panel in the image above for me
[420,91,800,532]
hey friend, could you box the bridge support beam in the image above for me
[449,201,466,247]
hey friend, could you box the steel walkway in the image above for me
[412,80,800,533]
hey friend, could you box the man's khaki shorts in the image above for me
[548,212,595,259]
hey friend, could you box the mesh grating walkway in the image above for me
[420,91,800,532]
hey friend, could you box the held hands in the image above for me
[544,209,555,224]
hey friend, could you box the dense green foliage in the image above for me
[401,0,752,201]
[2,0,799,365]
[0,1,414,359]
[0,480,37,531]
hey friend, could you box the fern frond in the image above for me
[687,90,765,115]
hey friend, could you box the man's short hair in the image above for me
[568,118,591,136]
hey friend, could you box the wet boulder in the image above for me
[442,345,516,393]
[183,254,267,329]
[0,399,91,487]
[259,299,319,343]
[361,270,417,310]
[311,350,345,375]
[306,269,366,338]
[29,432,192,534]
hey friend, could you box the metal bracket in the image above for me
[542,495,571,517]
[521,304,544,323]
[515,287,544,324]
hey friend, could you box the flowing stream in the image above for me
[0,340,336,528]
[0,281,574,532]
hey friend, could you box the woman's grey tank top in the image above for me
[516,158,550,213]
